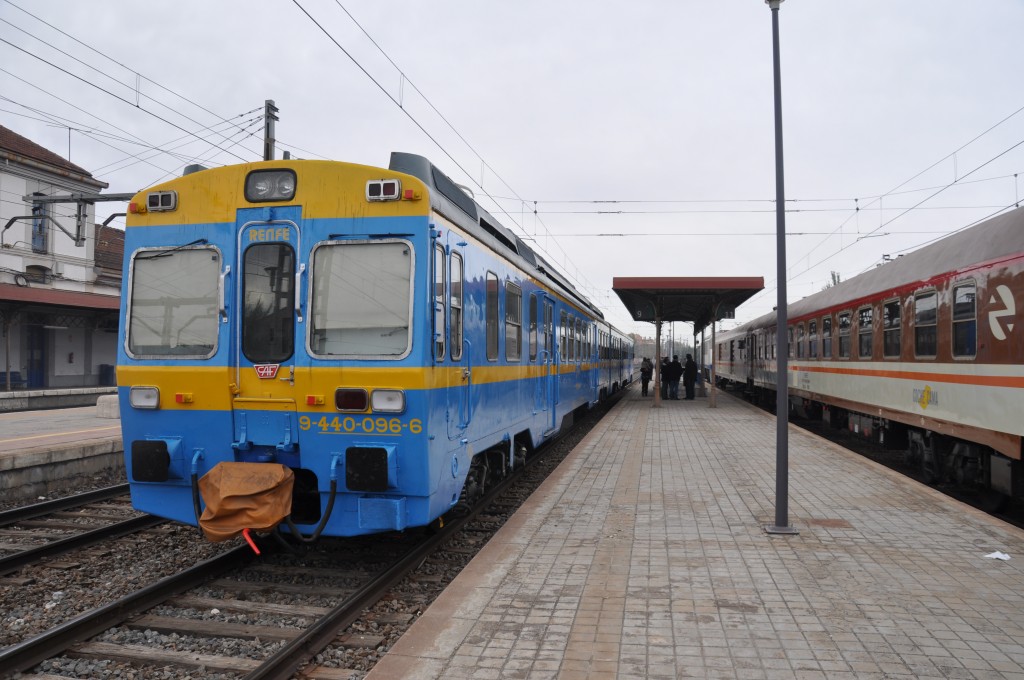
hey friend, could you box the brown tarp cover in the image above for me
[198,462,294,542]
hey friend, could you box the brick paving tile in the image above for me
[367,391,1024,679]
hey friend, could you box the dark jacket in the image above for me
[683,358,698,382]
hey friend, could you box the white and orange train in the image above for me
[713,206,1024,498]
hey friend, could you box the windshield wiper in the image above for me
[137,238,209,259]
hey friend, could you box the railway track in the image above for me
[1,392,625,679]
[0,485,163,576]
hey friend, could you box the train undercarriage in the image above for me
[726,378,1023,509]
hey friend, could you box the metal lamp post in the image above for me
[764,0,798,535]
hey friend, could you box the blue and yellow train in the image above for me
[117,152,633,540]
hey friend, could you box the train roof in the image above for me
[389,152,605,322]
[738,205,1024,330]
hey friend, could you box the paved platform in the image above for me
[368,388,1024,679]
[0,403,123,501]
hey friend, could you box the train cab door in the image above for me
[446,245,470,440]
[541,297,558,435]
[230,213,303,457]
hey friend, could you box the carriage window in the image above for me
[529,295,538,361]
[795,324,805,359]
[808,320,818,359]
[310,241,411,357]
[505,282,522,361]
[544,301,553,359]
[838,311,851,358]
[952,282,976,357]
[242,243,295,363]
[575,318,582,362]
[822,316,832,359]
[128,247,220,357]
[450,253,463,360]
[914,292,937,357]
[883,299,900,358]
[434,245,445,361]
[858,306,873,359]
[559,311,567,359]
[486,272,499,361]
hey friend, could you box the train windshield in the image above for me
[127,247,220,357]
[310,241,413,357]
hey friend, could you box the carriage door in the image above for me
[231,215,301,456]
[541,298,557,434]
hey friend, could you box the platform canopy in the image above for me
[612,276,764,332]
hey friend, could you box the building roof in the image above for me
[613,276,764,332]
[95,224,125,275]
[0,282,121,310]
[0,124,107,188]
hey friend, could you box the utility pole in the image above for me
[263,100,279,161]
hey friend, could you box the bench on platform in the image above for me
[0,371,27,390]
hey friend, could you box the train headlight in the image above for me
[245,169,297,202]
[129,386,160,409]
[371,389,405,414]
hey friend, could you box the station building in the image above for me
[0,124,122,391]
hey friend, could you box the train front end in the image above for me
[117,159,456,540]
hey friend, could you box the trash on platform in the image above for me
[984,551,1011,560]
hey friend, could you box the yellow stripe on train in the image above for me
[116,363,604,411]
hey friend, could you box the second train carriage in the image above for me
[117,152,633,540]
[714,206,1024,498]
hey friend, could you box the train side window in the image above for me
[434,244,446,361]
[787,327,794,359]
[529,295,538,361]
[952,282,977,358]
[450,253,463,360]
[505,282,522,361]
[821,316,832,359]
[838,311,851,358]
[857,306,873,359]
[559,311,567,359]
[882,299,900,359]
[914,292,936,358]
[808,320,818,359]
[796,323,805,359]
[575,318,582,362]
[486,272,499,361]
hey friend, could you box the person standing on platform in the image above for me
[640,357,653,396]
[660,357,669,399]
[667,355,683,400]
[683,353,698,400]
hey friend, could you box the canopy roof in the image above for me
[612,276,764,332]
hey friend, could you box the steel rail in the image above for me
[0,514,165,576]
[0,544,253,677]
[241,396,622,680]
[0,484,130,526]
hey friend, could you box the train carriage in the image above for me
[714,206,1024,498]
[118,153,632,540]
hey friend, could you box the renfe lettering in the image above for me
[249,227,291,242]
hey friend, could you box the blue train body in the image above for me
[117,153,633,539]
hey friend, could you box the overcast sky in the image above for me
[3,0,1023,337]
